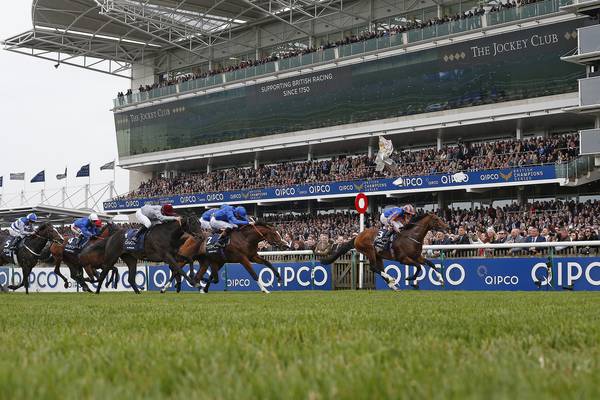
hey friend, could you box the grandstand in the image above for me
[5,0,600,246]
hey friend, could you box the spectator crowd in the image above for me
[117,133,579,200]
[116,0,547,100]
[261,199,600,256]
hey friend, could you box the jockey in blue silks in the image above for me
[7,213,37,250]
[209,205,250,248]
[376,204,416,250]
[200,208,219,231]
[71,213,102,248]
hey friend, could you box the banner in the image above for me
[104,165,559,211]
[1,267,145,293]
[10,172,24,181]
[76,164,90,178]
[147,262,332,292]
[30,170,45,183]
[374,257,600,291]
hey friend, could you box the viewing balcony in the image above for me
[113,0,574,108]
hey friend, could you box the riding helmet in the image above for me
[161,204,176,216]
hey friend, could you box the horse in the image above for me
[49,222,121,292]
[96,216,202,294]
[320,213,448,290]
[0,223,65,294]
[188,222,290,294]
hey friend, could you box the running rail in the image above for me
[257,241,600,257]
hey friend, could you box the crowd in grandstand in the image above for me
[119,134,579,200]
[262,199,600,255]
[116,0,546,100]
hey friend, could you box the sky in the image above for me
[0,2,130,207]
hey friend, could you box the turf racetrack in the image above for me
[0,291,599,399]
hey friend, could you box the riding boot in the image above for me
[376,230,394,251]
[216,228,231,248]
[9,237,21,251]
[135,226,148,241]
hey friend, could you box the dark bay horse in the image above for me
[189,222,289,294]
[96,216,202,294]
[0,223,64,294]
[49,223,121,292]
[321,213,448,290]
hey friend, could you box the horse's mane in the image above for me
[402,213,433,230]
[242,221,274,229]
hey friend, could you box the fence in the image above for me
[2,241,599,292]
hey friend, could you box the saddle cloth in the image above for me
[124,229,146,252]
[64,237,80,254]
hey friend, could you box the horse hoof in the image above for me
[160,289,166,294]
[410,284,419,289]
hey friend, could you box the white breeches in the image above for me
[136,209,152,229]
[210,216,236,230]
[380,214,402,232]
[200,219,212,230]
[8,228,25,238]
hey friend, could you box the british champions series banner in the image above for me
[104,165,559,211]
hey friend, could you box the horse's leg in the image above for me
[192,262,209,289]
[363,248,398,291]
[406,263,422,282]
[250,254,282,284]
[164,254,194,286]
[240,257,269,293]
[23,266,32,295]
[68,265,92,292]
[95,267,110,294]
[108,267,119,289]
[200,262,222,293]
[175,272,182,293]
[122,255,141,294]
[418,256,444,285]
[187,260,195,282]
[52,256,70,288]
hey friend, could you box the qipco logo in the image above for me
[178,195,197,204]
[258,265,328,288]
[206,193,224,202]
[308,185,331,194]
[275,187,296,197]
[383,263,465,286]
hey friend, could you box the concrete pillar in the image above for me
[255,27,261,60]
[437,135,442,151]
[437,192,445,210]
[516,119,523,140]
[206,158,212,174]
[308,145,313,161]
[254,153,259,170]
[517,186,527,207]
[437,4,443,18]
[595,115,600,129]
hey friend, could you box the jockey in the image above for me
[209,205,250,247]
[135,204,179,238]
[7,213,37,250]
[72,213,102,248]
[376,204,416,250]
[200,208,219,231]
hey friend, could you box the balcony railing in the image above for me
[114,0,573,108]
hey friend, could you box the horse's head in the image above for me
[180,215,202,235]
[249,223,290,249]
[36,222,64,243]
[100,222,120,238]
[428,213,449,232]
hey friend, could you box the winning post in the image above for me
[354,193,368,289]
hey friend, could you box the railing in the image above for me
[113,0,571,108]
[556,154,597,181]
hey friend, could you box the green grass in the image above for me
[0,292,599,400]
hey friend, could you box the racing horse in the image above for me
[0,223,64,294]
[188,222,290,294]
[49,222,121,292]
[96,216,202,294]
[320,213,448,290]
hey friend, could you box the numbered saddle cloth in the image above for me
[124,229,146,252]
[206,233,228,256]
[374,229,394,251]
[64,237,81,254]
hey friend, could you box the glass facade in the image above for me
[115,19,586,157]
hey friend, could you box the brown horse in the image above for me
[321,213,448,290]
[49,223,120,292]
[187,223,289,294]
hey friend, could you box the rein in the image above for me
[250,223,266,240]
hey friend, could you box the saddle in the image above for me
[374,229,395,252]
[205,233,229,256]
[124,229,147,252]
[2,238,22,265]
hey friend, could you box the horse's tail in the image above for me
[320,238,355,265]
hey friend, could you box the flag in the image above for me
[56,168,67,180]
[10,172,25,181]
[0,176,3,187]
[100,161,115,170]
[31,170,45,183]
[76,164,90,177]
[375,136,395,172]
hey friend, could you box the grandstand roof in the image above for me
[2,0,372,77]
[0,205,113,228]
